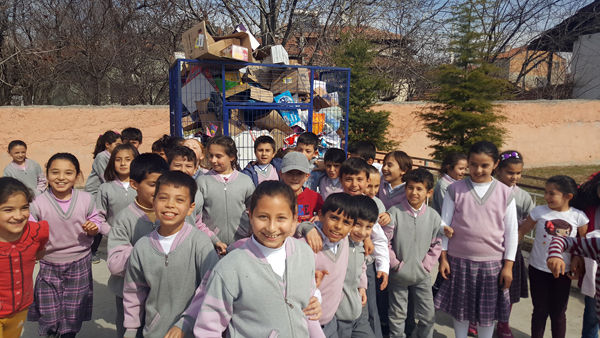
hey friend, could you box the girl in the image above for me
[495,150,535,337]
[91,144,139,262]
[432,152,467,214]
[378,150,412,210]
[0,177,49,338]
[191,180,324,337]
[183,138,208,178]
[27,153,109,338]
[195,136,255,251]
[435,141,518,338]
[84,130,122,196]
[519,175,588,338]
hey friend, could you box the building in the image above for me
[494,47,568,89]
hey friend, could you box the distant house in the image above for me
[494,47,568,89]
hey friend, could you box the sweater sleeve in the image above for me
[296,221,317,238]
[107,220,134,277]
[503,199,518,261]
[549,237,600,261]
[35,162,47,194]
[194,181,221,244]
[441,193,455,251]
[371,222,390,274]
[192,270,235,337]
[87,203,110,235]
[95,185,109,224]
[123,248,149,331]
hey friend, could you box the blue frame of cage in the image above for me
[168,59,351,156]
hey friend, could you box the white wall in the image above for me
[572,33,600,99]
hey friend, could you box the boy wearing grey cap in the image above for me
[281,152,324,222]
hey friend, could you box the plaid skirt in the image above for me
[434,255,510,326]
[27,253,93,335]
[509,245,528,304]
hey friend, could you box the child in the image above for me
[318,148,346,200]
[387,168,443,338]
[0,177,49,338]
[378,150,412,210]
[120,127,143,149]
[366,165,381,199]
[191,181,324,337]
[92,143,139,263]
[349,140,380,171]
[432,152,467,214]
[122,171,219,338]
[84,130,122,196]
[167,145,197,177]
[296,132,321,190]
[280,151,323,222]
[336,195,378,337]
[182,138,208,178]
[495,150,535,337]
[151,136,168,162]
[435,141,518,338]
[241,135,282,186]
[28,153,109,337]
[195,136,254,249]
[519,175,588,338]
[3,140,47,196]
[106,153,168,338]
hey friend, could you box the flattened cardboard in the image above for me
[225,83,274,102]
[271,68,311,95]
[182,21,255,62]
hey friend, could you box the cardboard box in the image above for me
[243,66,272,89]
[225,84,274,102]
[271,68,311,95]
[182,21,255,62]
[313,96,331,112]
[263,45,289,64]
[313,80,327,97]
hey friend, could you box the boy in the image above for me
[167,145,197,177]
[318,148,346,200]
[336,195,379,337]
[295,132,322,191]
[122,171,219,338]
[366,165,381,199]
[3,140,46,196]
[280,151,323,222]
[121,127,143,149]
[348,141,377,166]
[241,135,282,186]
[106,153,168,337]
[151,137,168,162]
[386,168,443,338]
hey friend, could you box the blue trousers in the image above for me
[583,295,599,338]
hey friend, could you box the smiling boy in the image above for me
[280,152,323,222]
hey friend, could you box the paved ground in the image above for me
[21,242,587,337]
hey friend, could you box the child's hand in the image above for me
[82,221,99,235]
[164,326,184,338]
[363,237,374,256]
[303,296,322,321]
[36,249,46,261]
[570,255,585,280]
[306,228,323,253]
[439,254,450,279]
[499,264,513,290]
[547,257,566,278]
[359,288,367,306]
[315,270,329,288]
[377,271,388,290]
[443,225,454,238]
[215,241,227,255]
[378,212,391,226]
[309,215,319,223]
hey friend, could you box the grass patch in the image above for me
[521,164,598,188]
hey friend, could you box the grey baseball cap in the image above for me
[281,151,311,174]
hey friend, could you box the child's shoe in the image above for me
[496,321,514,338]
[467,322,477,336]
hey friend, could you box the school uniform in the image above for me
[96,180,137,225]
[84,150,110,196]
[432,174,455,214]
[241,158,282,186]
[318,176,343,200]
[3,159,47,196]
[377,179,406,210]
[509,185,535,304]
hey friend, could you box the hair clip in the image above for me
[500,151,519,161]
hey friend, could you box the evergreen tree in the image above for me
[333,36,396,150]
[418,0,511,160]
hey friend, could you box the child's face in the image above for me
[320,209,354,243]
[382,158,405,187]
[153,183,194,230]
[325,162,342,179]
[544,183,572,212]
[0,192,30,242]
[341,172,368,196]
[131,172,162,209]
[106,139,123,153]
[255,143,275,165]
[281,170,309,194]
[496,162,523,187]
[183,140,203,163]
[350,218,374,243]
[115,149,135,180]
[468,153,498,183]
[208,144,234,174]
[448,159,468,181]
[366,172,381,198]
[296,143,317,161]
[405,181,433,210]
[8,145,27,164]
[127,140,141,149]
[250,194,297,249]
[170,156,197,177]
[153,150,167,162]
[47,159,77,197]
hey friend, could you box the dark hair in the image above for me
[440,152,467,175]
[498,150,524,170]
[403,168,434,190]
[367,165,379,176]
[573,172,600,210]
[250,180,297,214]
[121,127,143,143]
[340,158,370,179]
[155,171,198,203]
[0,177,34,205]
[93,130,121,158]
[296,132,319,148]
[46,153,81,175]
[207,136,240,170]
[321,192,358,221]
[164,135,184,153]
[324,148,346,164]
[104,144,140,182]
[130,153,169,183]
[349,141,376,161]
[166,145,197,165]
[383,151,412,173]
[8,140,27,152]
[353,195,378,223]
[152,135,168,152]
[254,135,276,152]
[468,141,499,162]
[546,175,578,205]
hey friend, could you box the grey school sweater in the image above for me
[195,170,255,245]
[123,223,219,338]
[336,239,368,321]
[84,150,110,196]
[3,159,46,195]
[432,174,455,214]
[513,185,535,221]
[96,180,137,225]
